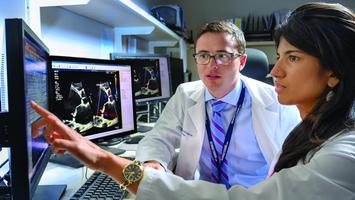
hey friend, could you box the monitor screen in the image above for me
[49,56,136,143]
[168,56,184,94]
[111,54,171,103]
[5,18,53,199]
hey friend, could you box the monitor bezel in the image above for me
[110,53,172,104]
[5,18,52,199]
[49,55,138,144]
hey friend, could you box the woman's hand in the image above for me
[31,101,111,171]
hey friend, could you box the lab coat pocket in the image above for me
[181,113,199,137]
[181,130,193,136]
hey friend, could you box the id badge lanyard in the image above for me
[205,83,246,178]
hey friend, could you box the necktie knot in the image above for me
[211,100,226,113]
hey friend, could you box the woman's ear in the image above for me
[327,73,340,88]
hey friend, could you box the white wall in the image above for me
[0,0,27,111]
[0,0,26,66]
[0,0,26,44]
[40,7,114,59]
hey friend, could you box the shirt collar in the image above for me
[205,80,243,106]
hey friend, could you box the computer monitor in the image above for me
[49,56,137,145]
[4,18,65,199]
[167,56,184,94]
[110,54,172,104]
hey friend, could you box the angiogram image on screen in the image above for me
[52,70,122,137]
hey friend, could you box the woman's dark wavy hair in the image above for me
[273,2,355,172]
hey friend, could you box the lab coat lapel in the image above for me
[175,86,206,179]
[252,105,278,164]
[242,75,279,164]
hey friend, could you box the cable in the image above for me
[0,171,10,185]
[0,159,8,169]
[85,167,90,180]
[0,171,10,196]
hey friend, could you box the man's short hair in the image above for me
[195,21,246,54]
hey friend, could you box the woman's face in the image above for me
[271,37,337,118]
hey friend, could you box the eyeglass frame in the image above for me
[192,51,243,65]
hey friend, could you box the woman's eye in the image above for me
[289,55,300,62]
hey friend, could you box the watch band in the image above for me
[119,179,131,190]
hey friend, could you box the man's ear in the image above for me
[327,72,340,88]
[239,54,247,71]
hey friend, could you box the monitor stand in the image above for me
[49,146,126,168]
[98,137,127,146]
[33,184,67,200]
[98,137,127,155]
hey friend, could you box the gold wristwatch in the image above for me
[119,160,144,190]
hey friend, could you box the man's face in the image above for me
[195,32,246,98]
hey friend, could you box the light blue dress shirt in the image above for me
[198,81,269,188]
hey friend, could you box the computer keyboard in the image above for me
[70,171,128,200]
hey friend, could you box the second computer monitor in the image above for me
[111,54,171,103]
[49,56,136,142]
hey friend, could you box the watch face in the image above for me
[123,163,143,182]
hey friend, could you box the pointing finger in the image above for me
[31,101,54,119]
[32,118,48,138]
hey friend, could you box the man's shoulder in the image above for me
[242,76,277,102]
[243,76,299,111]
[177,80,205,94]
[242,76,274,91]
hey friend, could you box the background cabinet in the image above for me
[29,0,188,71]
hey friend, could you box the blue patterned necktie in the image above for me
[210,100,230,188]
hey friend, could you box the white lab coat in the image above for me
[136,129,355,200]
[136,75,301,179]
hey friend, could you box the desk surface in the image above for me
[39,143,138,200]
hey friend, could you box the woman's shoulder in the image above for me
[326,128,355,144]
[316,129,355,158]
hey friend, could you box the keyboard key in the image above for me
[71,172,127,200]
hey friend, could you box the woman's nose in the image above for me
[270,60,283,78]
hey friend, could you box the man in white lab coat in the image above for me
[136,21,301,188]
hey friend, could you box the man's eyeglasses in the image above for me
[193,52,242,65]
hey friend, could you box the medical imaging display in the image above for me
[23,33,49,174]
[121,59,162,100]
[51,70,122,136]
